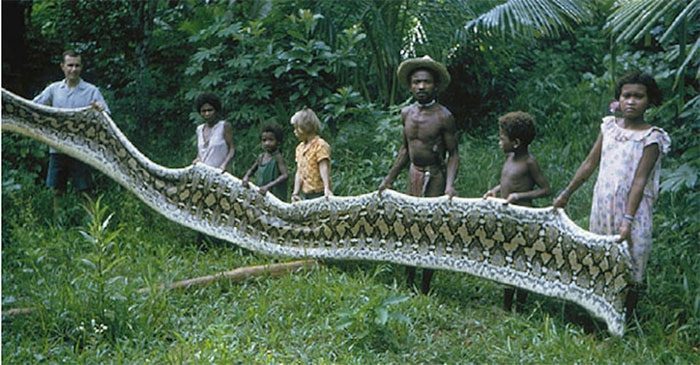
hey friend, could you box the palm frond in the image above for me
[677,36,700,85]
[660,0,700,44]
[606,0,661,39]
[605,0,684,43]
[464,0,593,39]
[606,0,700,87]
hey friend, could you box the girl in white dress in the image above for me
[193,93,235,171]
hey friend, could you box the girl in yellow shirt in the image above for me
[290,108,333,201]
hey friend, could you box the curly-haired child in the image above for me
[242,124,289,201]
[484,111,551,311]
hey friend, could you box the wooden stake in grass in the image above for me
[2,261,318,318]
[137,259,318,294]
[2,307,34,318]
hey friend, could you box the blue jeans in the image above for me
[46,153,92,192]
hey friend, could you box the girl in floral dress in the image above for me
[553,71,671,319]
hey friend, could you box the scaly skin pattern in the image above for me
[1,89,632,335]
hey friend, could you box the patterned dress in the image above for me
[590,116,671,283]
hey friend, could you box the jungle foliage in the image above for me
[2,0,699,363]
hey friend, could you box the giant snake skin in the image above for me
[1,89,632,335]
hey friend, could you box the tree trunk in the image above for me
[1,0,31,95]
[132,0,158,129]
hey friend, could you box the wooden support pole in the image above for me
[137,259,318,294]
[2,260,318,318]
[2,307,34,318]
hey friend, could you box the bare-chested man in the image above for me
[378,56,459,294]
[483,111,550,311]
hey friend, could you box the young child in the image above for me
[483,111,551,311]
[290,108,333,201]
[242,124,289,201]
[192,93,235,171]
[553,71,671,319]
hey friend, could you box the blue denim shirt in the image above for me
[33,79,110,153]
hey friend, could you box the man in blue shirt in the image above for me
[33,50,110,213]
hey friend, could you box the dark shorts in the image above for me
[302,191,324,200]
[46,153,93,192]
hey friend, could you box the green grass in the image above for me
[2,130,698,363]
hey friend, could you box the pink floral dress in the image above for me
[590,116,671,283]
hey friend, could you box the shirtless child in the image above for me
[483,111,551,311]
[379,56,459,294]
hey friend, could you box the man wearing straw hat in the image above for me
[378,55,459,294]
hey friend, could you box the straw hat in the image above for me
[396,55,451,93]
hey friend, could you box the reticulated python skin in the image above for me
[1,89,632,336]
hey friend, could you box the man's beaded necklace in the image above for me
[416,99,436,109]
